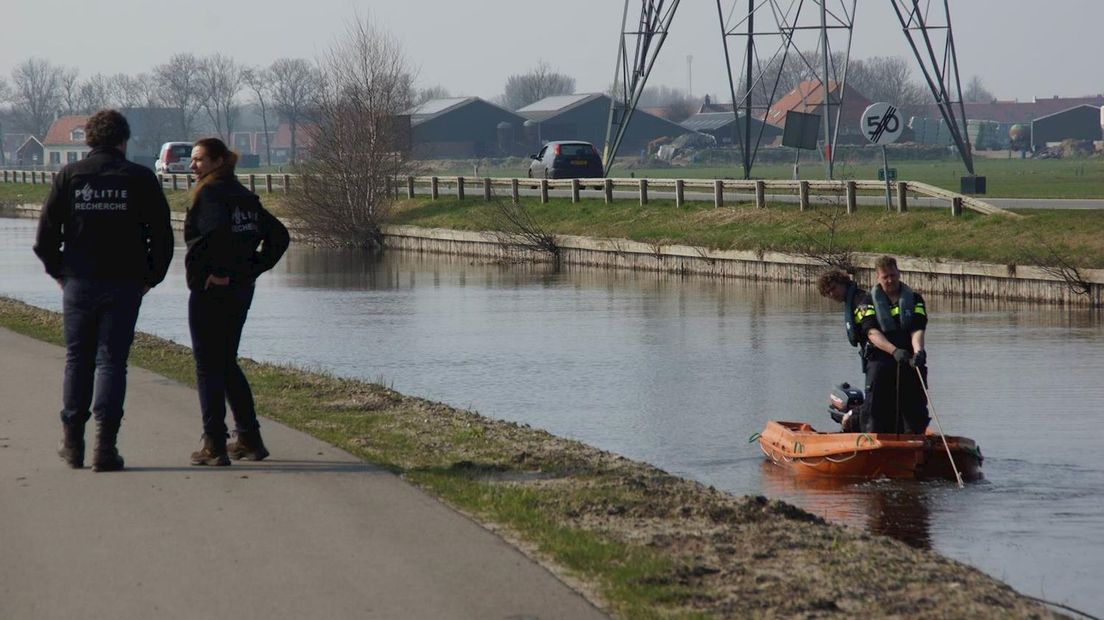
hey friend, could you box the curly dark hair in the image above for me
[816,268,853,297]
[84,109,131,148]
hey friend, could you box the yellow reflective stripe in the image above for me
[914,305,927,316]
[890,307,900,316]
[859,308,876,318]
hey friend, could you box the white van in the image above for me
[154,142,193,174]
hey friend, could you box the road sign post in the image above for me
[862,102,903,212]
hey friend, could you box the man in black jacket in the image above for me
[33,109,174,471]
[856,256,929,434]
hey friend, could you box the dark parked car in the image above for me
[527,141,604,179]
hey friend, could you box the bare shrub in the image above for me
[484,194,560,264]
[287,15,414,249]
[793,202,856,273]
[1027,234,1091,297]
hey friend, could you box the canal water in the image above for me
[3,216,1101,615]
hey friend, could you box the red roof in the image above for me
[764,80,872,129]
[43,115,91,146]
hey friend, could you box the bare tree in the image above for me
[11,58,64,137]
[197,54,245,143]
[269,57,319,164]
[288,14,414,248]
[243,67,273,166]
[963,75,994,103]
[499,61,575,111]
[109,73,160,108]
[59,67,82,114]
[848,56,926,111]
[154,53,204,138]
[78,74,114,112]
[413,85,451,106]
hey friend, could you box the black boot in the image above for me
[190,433,230,466]
[57,420,86,468]
[227,428,269,461]
[91,421,125,472]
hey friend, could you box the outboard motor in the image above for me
[828,382,864,425]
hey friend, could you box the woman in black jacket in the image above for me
[185,138,289,466]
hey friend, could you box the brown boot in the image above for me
[91,421,125,472]
[227,428,270,461]
[190,433,230,466]
[57,420,86,468]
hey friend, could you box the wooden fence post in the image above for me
[171,174,179,191]
[639,179,648,206]
[186,174,193,190]
[896,181,908,213]
[714,180,724,208]
[846,181,857,214]
[571,179,580,203]
[755,180,766,209]
[282,174,291,193]
[265,174,273,193]
[675,179,685,208]
[482,177,492,201]
[951,197,963,217]
[799,181,810,212]
[30,171,37,185]
[430,176,439,200]
[511,178,519,203]
[407,176,415,198]
[603,179,614,204]
[456,176,465,200]
[248,174,256,193]
[540,179,549,204]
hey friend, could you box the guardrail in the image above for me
[0,169,1016,218]
[397,175,1019,218]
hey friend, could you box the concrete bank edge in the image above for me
[5,204,1100,306]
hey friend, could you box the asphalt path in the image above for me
[0,327,606,620]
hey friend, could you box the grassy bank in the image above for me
[0,296,1059,618]
[388,196,1104,269]
[7,179,1101,269]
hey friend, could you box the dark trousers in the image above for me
[61,279,144,427]
[188,286,258,437]
[860,357,929,434]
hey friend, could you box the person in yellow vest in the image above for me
[856,256,929,434]
[816,268,869,432]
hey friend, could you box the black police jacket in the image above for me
[33,147,174,288]
[183,175,290,292]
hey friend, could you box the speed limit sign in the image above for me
[862,102,903,145]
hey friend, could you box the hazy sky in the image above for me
[4,0,1101,103]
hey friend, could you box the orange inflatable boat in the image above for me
[756,420,983,482]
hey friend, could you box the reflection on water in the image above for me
[759,463,934,549]
[2,217,1103,615]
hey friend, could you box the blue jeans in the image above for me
[61,279,144,427]
[188,286,258,437]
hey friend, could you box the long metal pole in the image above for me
[916,366,965,488]
[882,145,892,211]
[821,0,832,179]
[716,0,746,178]
[746,0,754,180]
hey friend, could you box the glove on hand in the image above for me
[892,348,913,363]
[910,350,927,368]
